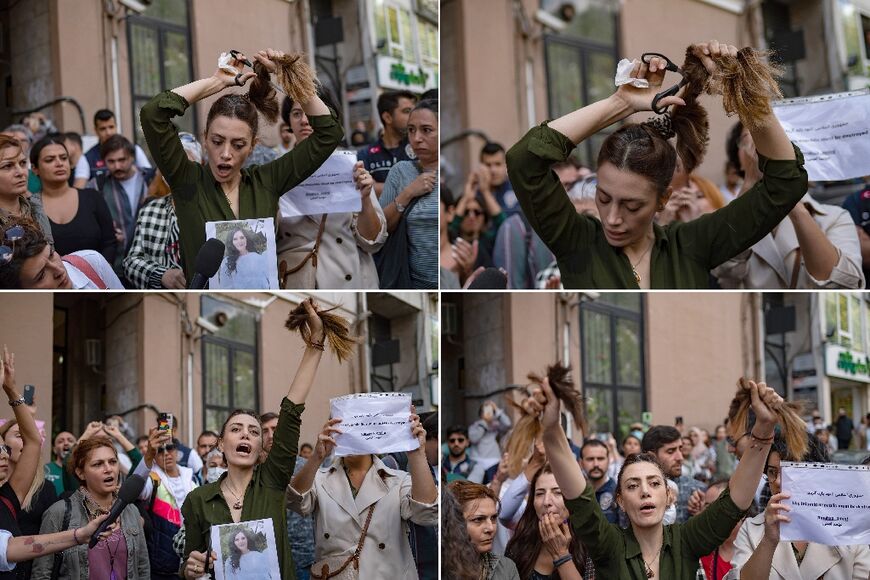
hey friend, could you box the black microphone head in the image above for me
[467,268,508,290]
[118,474,146,503]
[195,238,226,278]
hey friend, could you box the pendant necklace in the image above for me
[630,237,654,284]
[223,480,244,510]
[642,550,661,578]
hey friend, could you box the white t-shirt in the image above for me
[119,171,144,213]
[133,459,197,516]
[74,155,90,181]
[0,529,15,572]
[63,250,124,289]
[134,145,152,169]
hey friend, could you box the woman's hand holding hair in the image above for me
[747,379,782,437]
[252,49,285,75]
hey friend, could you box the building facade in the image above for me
[441,292,762,442]
[0,291,438,458]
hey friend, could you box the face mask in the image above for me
[207,466,227,483]
[662,502,677,525]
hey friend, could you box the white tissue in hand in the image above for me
[218,52,239,75]
[615,59,649,88]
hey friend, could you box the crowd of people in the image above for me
[0,300,439,579]
[0,49,439,290]
[440,40,869,290]
[442,379,870,579]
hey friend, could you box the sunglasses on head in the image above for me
[0,225,25,264]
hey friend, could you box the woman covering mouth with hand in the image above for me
[140,49,343,283]
[529,377,782,579]
[180,299,327,580]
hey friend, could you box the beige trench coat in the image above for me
[726,512,870,580]
[286,455,437,579]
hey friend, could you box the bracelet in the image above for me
[553,554,572,568]
[309,339,325,351]
[749,430,775,444]
[73,527,83,545]
[8,397,25,408]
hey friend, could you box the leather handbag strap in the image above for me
[789,248,802,289]
[279,214,328,287]
[312,503,376,579]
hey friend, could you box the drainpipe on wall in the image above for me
[358,0,379,135]
[111,34,122,132]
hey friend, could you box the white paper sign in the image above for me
[780,461,870,545]
[204,218,279,289]
[330,392,419,457]
[211,518,280,580]
[279,150,362,218]
[772,90,870,182]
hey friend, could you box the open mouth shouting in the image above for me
[638,501,657,516]
[215,163,234,179]
[235,442,253,458]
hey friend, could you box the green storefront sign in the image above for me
[836,350,870,376]
[389,62,429,89]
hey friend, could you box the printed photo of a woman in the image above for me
[221,227,270,289]
[223,527,277,580]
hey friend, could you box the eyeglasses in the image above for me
[156,444,177,454]
[763,466,780,482]
[0,445,11,456]
[0,225,24,264]
[448,437,466,444]
[726,431,750,447]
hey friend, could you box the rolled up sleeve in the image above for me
[285,480,317,516]
[398,472,437,526]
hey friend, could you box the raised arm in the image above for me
[1,347,41,505]
[286,299,325,405]
[535,379,586,500]
[729,381,780,509]
[290,417,340,495]
[6,514,108,563]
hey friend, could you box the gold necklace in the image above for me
[642,549,661,578]
[222,480,244,510]
[629,237,654,284]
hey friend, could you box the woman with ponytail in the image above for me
[140,49,343,281]
[506,41,806,289]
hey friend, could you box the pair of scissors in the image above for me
[228,49,287,95]
[641,52,687,115]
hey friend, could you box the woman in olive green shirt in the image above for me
[506,41,806,289]
[180,299,325,580]
[526,376,782,580]
[140,49,343,281]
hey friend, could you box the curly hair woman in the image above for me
[507,41,806,289]
[220,227,269,288]
[140,49,343,281]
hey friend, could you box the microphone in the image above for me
[88,474,146,548]
[467,268,508,290]
[188,238,226,289]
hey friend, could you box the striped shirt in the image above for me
[379,160,438,289]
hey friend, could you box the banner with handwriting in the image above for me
[780,461,870,545]
[330,392,418,457]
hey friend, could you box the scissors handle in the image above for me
[641,52,679,73]
[229,49,253,69]
[651,84,682,115]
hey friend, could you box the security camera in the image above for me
[534,9,567,31]
[119,0,150,13]
[196,317,220,334]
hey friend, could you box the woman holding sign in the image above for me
[729,436,870,579]
[529,377,783,579]
[140,49,343,283]
[506,41,807,289]
[286,406,438,578]
[276,89,386,289]
[180,299,326,580]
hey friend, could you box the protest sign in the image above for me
[205,218,279,290]
[279,150,362,218]
[330,392,419,457]
[780,461,870,545]
[772,89,870,182]
[211,518,280,580]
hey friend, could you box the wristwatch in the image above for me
[395,199,407,214]
[8,396,25,407]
